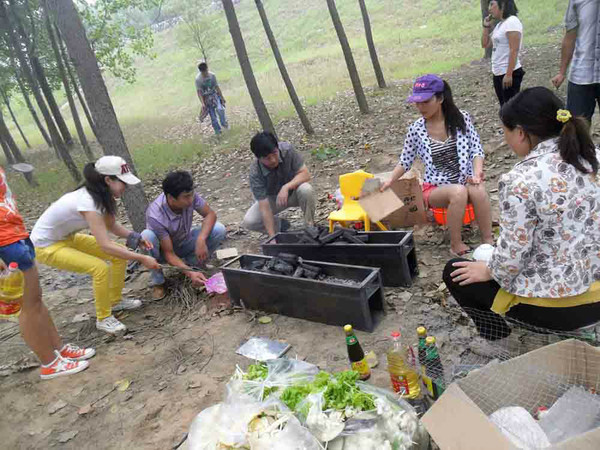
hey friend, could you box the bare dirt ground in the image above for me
[1,42,599,449]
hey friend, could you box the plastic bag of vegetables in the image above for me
[278,371,428,449]
[188,396,322,450]
[227,359,319,402]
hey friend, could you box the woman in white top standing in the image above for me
[482,0,525,106]
[31,156,160,335]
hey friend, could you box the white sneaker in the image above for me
[40,351,90,380]
[59,343,96,361]
[96,315,127,335]
[112,298,142,312]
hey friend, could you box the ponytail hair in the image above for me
[78,163,118,216]
[500,87,598,175]
[436,80,466,137]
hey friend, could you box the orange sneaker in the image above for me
[40,352,89,380]
[59,343,96,361]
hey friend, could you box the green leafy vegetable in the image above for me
[243,362,268,381]
[280,370,375,413]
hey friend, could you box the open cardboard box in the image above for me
[422,339,600,449]
[359,169,428,228]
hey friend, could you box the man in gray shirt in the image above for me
[552,0,600,121]
[242,132,316,238]
[196,61,228,134]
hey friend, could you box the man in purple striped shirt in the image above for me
[142,171,226,300]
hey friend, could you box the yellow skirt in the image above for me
[492,282,600,315]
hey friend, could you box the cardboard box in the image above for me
[366,169,427,228]
[422,339,600,449]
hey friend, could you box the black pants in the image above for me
[567,81,600,122]
[442,258,600,340]
[493,67,525,106]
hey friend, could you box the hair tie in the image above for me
[557,109,572,124]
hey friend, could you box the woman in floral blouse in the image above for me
[383,74,494,256]
[444,86,600,340]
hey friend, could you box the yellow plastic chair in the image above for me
[328,170,388,232]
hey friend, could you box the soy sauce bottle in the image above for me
[344,324,371,380]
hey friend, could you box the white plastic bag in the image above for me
[188,396,322,450]
[539,386,600,444]
[490,406,551,449]
[188,399,265,449]
[228,359,319,402]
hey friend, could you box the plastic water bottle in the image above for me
[387,331,421,399]
[0,263,24,320]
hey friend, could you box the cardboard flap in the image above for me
[372,169,427,227]
[358,189,404,222]
[422,383,517,450]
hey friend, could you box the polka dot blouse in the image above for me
[399,110,484,186]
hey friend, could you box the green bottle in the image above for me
[417,327,427,371]
[425,336,445,399]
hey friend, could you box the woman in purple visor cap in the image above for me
[382,74,493,257]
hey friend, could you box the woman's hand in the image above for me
[450,261,492,286]
[503,74,513,89]
[140,255,161,271]
[380,180,393,192]
[469,169,485,185]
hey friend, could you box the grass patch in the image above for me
[311,144,342,161]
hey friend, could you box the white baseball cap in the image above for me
[95,156,141,185]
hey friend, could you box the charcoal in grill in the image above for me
[319,229,344,244]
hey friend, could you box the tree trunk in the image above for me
[0,1,81,182]
[326,0,369,114]
[51,0,148,231]
[358,0,386,89]
[222,0,275,135]
[0,108,37,186]
[0,136,16,165]
[30,55,74,147]
[1,90,31,148]
[481,0,492,59]
[11,14,74,147]
[56,26,99,141]
[44,5,93,161]
[254,0,313,135]
[15,73,53,148]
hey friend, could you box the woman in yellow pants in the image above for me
[31,156,160,335]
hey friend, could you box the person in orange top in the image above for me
[0,167,95,379]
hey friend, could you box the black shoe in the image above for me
[279,219,291,232]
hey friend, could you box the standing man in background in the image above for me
[552,0,600,122]
[196,61,229,135]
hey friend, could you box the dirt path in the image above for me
[1,42,598,449]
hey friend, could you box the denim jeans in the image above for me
[208,98,228,134]
[567,82,600,122]
[141,222,226,286]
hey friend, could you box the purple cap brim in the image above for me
[407,92,435,103]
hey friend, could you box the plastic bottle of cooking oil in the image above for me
[0,263,24,321]
[387,331,421,399]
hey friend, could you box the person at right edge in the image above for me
[482,0,525,106]
[242,132,316,240]
[443,87,600,348]
[552,0,600,123]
